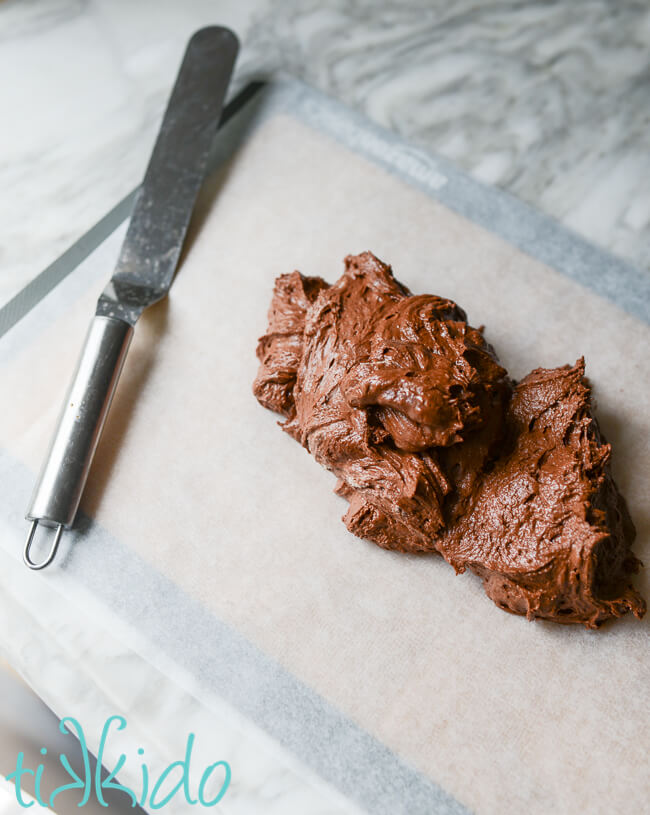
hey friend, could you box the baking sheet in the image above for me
[1,79,648,815]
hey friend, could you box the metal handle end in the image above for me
[23,520,64,570]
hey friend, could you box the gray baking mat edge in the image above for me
[0,449,470,815]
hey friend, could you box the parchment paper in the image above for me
[1,82,648,815]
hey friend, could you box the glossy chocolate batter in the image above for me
[254,252,645,627]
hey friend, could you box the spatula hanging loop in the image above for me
[23,520,64,570]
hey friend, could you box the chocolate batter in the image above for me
[254,252,645,627]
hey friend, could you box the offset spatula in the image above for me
[24,26,238,569]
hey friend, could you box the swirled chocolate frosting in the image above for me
[253,252,645,627]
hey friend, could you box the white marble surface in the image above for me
[1,0,649,310]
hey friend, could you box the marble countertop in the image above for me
[1,0,649,311]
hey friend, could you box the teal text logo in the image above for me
[5,715,231,809]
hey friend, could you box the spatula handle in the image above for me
[26,316,133,531]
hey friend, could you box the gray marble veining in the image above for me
[245,0,650,273]
[1,0,649,310]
